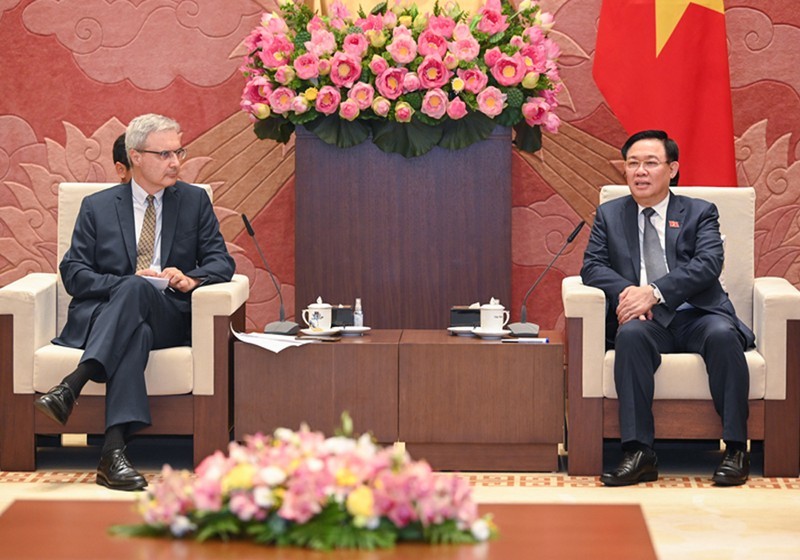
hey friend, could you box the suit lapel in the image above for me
[116,183,137,272]
[665,193,685,272]
[623,197,641,284]
[161,186,179,265]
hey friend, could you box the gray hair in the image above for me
[125,114,181,152]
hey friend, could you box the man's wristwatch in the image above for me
[649,284,664,304]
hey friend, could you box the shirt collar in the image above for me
[130,178,164,205]
[638,192,670,218]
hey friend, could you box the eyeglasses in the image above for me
[625,159,668,171]
[137,148,188,161]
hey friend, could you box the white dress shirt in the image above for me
[131,179,164,272]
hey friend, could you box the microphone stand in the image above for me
[241,214,300,335]
[508,221,585,337]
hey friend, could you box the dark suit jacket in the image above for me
[580,192,755,348]
[55,181,235,348]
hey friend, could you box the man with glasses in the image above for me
[34,114,235,491]
[581,130,754,487]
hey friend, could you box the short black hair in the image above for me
[621,130,679,186]
[113,133,129,169]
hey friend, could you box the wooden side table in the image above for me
[398,330,564,471]
[233,330,402,443]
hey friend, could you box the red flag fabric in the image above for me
[593,1,737,186]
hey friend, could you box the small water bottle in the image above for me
[353,298,363,327]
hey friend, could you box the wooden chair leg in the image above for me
[566,317,604,476]
[763,320,800,477]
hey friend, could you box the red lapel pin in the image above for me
[669,220,680,228]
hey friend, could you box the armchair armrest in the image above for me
[753,277,800,400]
[0,273,57,393]
[191,274,249,395]
[562,276,607,398]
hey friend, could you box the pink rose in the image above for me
[375,67,408,100]
[448,36,480,62]
[331,0,351,19]
[417,29,447,58]
[330,52,362,88]
[542,110,561,133]
[427,15,456,38]
[372,96,391,117]
[304,29,337,57]
[268,87,296,115]
[443,52,459,70]
[421,88,448,119]
[476,0,509,35]
[242,75,272,104]
[356,14,384,32]
[274,65,296,85]
[521,97,548,125]
[348,82,375,110]
[257,34,294,69]
[343,33,369,59]
[369,54,389,75]
[306,15,325,33]
[417,55,450,89]
[318,59,331,76]
[490,53,526,87]
[394,101,414,123]
[339,99,361,121]
[293,52,320,80]
[291,96,310,114]
[260,13,288,35]
[447,97,468,120]
[315,85,341,115]
[452,23,473,41]
[457,68,488,94]
[484,47,503,68]
[386,34,417,64]
[476,86,506,117]
[403,72,421,92]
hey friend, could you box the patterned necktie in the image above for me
[136,195,155,272]
[642,207,673,326]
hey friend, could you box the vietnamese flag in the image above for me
[593,0,737,186]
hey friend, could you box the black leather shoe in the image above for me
[712,449,750,486]
[33,382,76,425]
[600,449,659,486]
[96,447,148,491]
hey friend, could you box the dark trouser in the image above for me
[81,276,189,431]
[614,308,750,448]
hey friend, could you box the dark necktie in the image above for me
[642,207,673,326]
[136,195,155,272]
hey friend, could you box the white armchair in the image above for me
[563,186,800,477]
[0,183,249,470]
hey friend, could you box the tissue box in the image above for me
[450,306,480,327]
[332,306,354,326]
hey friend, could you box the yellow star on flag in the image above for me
[655,0,725,56]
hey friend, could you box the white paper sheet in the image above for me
[231,327,315,353]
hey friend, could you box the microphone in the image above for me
[241,214,300,335]
[508,220,586,337]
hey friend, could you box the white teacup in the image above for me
[302,297,332,330]
[480,300,510,332]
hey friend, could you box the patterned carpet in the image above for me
[2,470,799,490]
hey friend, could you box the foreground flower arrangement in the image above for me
[239,0,562,157]
[111,420,497,551]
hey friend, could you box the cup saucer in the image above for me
[447,326,476,337]
[341,326,371,336]
[300,326,343,337]
[472,327,511,340]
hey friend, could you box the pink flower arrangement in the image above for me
[240,0,562,157]
[113,421,497,551]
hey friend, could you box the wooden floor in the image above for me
[0,501,656,559]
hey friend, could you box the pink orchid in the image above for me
[421,88,448,119]
[476,86,507,117]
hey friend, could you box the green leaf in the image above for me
[304,115,371,149]
[289,109,321,126]
[494,105,521,128]
[425,520,477,545]
[370,120,443,158]
[513,122,543,154]
[438,113,497,151]
[108,523,170,538]
[370,1,387,15]
[253,118,295,144]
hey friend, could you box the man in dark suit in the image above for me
[34,114,235,491]
[581,130,754,487]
